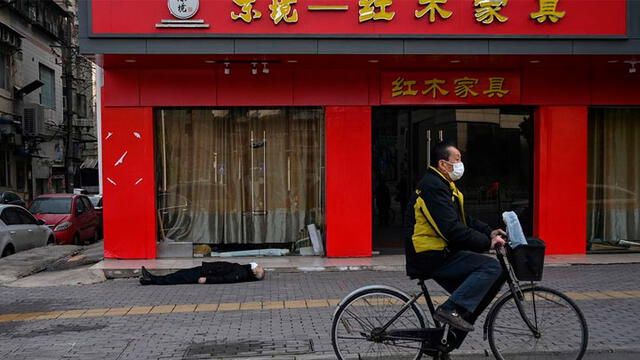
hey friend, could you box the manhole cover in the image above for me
[184,339,313,359]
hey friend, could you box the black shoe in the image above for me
[434,306,474,332]
[139,266,154,285]
[141,266,153,278]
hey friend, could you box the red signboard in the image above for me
[381,72,521,104]
[91,0,627,36]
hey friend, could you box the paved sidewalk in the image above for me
[0,245,81,284]
[93,252,640,278]
[1,264,639,359]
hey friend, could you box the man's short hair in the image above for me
[430,141,456,167]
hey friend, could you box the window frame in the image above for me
[38,63,56,109]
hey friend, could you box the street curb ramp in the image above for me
[0,245,81,285]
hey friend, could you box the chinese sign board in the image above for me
[381,72,521,104]
[90,0,627,36]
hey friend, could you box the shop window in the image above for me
[155,108,325,247]
[39,64,55,109]
[588,108,640,252]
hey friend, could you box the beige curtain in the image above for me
[588,108,640,247]
[156,108,324,245]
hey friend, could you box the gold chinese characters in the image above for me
[392,76,510,99]
[530,0,565,23]
[415,0,452,23]
[228,0,566,25]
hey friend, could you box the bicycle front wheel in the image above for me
[487,286,588,360]
[331,287,426,360]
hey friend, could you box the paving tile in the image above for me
[150,305,176,314]
[217,303,240,311]
[262,301,285,310]
[194,303,218,312]
[284,300,307,309]
[239,302,262,310]
[80,308,111,317]
[305,300,329,308]
[127,306,153,315]
[35,311,65,320]
[9,312,49,321]
[104,307,132,316]
[58,309,88,319]
[172,304,197,313]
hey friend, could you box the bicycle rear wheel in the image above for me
[331,287,426,360]
[487,286,588,360]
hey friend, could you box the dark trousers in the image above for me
[430,251,507,348]
[150,266,202,285]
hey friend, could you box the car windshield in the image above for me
[29,198,72,214]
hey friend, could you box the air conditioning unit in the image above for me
[22,104,45,137]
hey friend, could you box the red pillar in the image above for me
[102,107,157,259]
[534,106,588,254]
[325,106,372,257]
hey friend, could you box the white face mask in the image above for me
[446,161,465,181]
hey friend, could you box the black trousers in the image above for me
[150,266,202,285]
[431,252,507,349]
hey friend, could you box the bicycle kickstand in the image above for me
[440,323,450,346]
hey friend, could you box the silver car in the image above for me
[0,205,55,257]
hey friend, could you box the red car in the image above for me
[29,194,99,245]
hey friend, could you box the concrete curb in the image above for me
[102,265,410,279]
[4,266,107,287]
[0,245,82,284]
[101,260,640,279]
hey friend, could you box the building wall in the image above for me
[99,57,640,258]
[0,6,64,197]
[1,1,98,199]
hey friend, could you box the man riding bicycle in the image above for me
[404,141,507,346]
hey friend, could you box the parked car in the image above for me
[88,194,103,238]
[29,194,99,245]
[0,205,55,257]
[0,191,26,208]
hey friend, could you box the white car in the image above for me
[0,204,55,257]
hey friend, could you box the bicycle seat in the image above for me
[408,274,432,281]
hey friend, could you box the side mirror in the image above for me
[37,219,46,225]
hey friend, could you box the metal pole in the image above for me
[62,15,74,193]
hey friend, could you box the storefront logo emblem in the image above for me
[168,0,199,20]
[157,0,210,28]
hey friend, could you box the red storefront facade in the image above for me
[80,0,640,259]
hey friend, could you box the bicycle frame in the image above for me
[376,280,441,335]
[375,247,541,344]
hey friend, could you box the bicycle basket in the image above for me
[507,238,546,281]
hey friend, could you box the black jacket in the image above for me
[199,261,257,284]
[404,167,492,278]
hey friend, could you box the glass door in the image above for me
[372,107,534,253]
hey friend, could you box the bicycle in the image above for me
[331,240,589,360]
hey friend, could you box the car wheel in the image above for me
[1,245,15,257]
[47,236,55,245]
[73,233,83,246]
[91,230,98,244]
